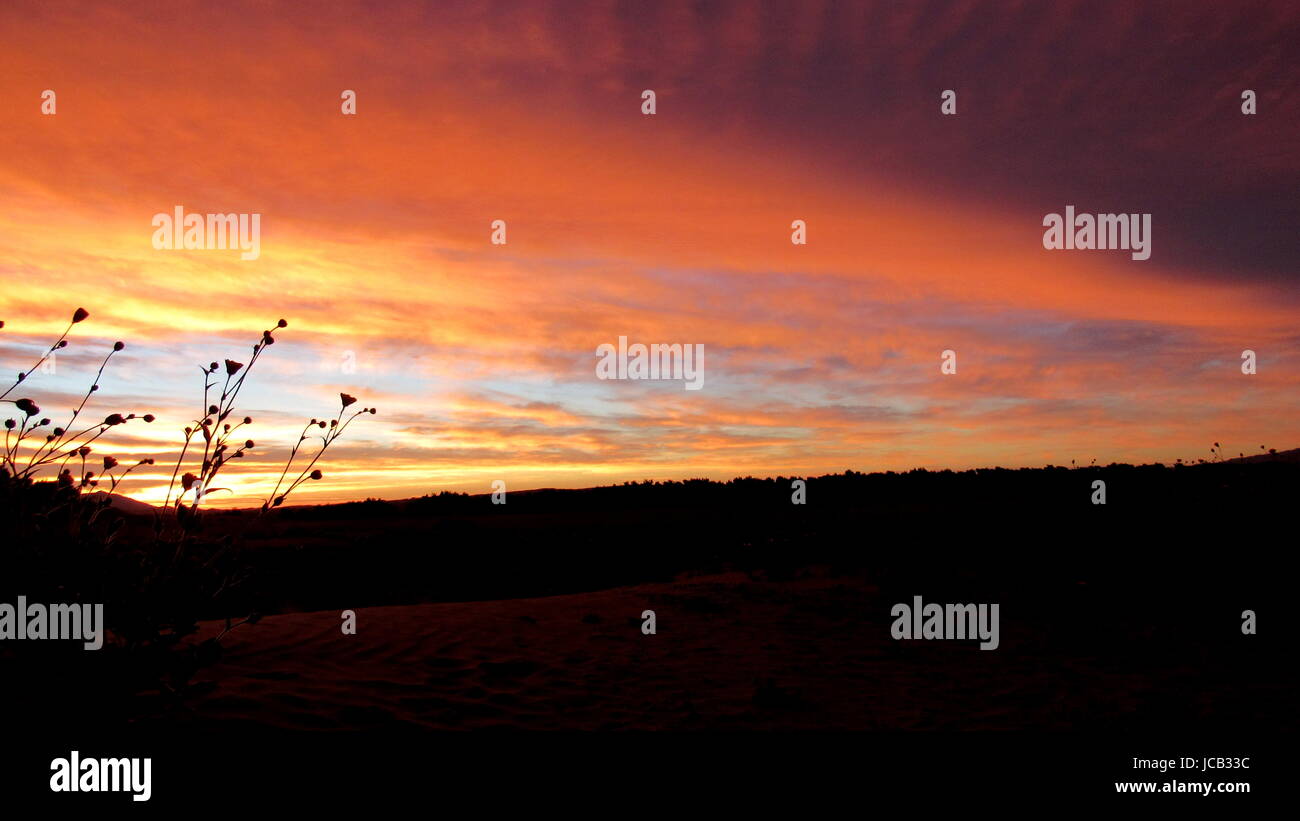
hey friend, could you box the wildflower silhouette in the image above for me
[159,317,375,523]
[2,309,374,516]
[0,308,377,719]
[265,392,377,510]
[1,307,152,485]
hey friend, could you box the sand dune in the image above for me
[181,571,1285,732]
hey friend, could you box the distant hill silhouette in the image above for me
[227,449,1300,516]
[85,491,157,516]
[1227,446,1300,464]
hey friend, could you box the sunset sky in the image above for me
[2,0,1298,506]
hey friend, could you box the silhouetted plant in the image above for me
[2,308,153,483]
[264,392,377,511]
[1,308,375,721]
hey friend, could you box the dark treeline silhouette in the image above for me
[182,459,1300,617]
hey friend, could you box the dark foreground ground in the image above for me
[2,461,1295,805]
[176,568,1285,733]
[7,461,1298,724]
